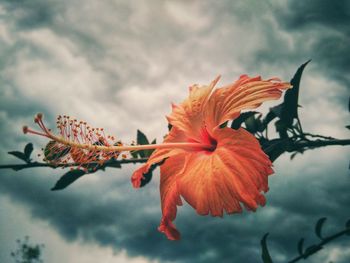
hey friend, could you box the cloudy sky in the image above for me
[0,0,349,262]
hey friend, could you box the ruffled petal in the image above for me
[177,127,272,217]
[166,76,220,141]
[205,75,291,131]
[158,154,187,240]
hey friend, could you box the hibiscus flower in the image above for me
[131,75,291,240]
[24,74,290,240]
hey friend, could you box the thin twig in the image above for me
[288,228,350,263]
[0,158,148,171]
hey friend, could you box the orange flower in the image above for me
[131,75,291,240]
[24,75,290,240]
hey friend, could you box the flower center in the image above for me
[199,126,217,152]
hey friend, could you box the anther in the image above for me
[22,126,29,134]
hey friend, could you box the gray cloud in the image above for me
[255,0,350,100]
[0,0,349,263]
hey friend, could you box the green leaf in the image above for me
[269,61,310,138]
[44,141,70,162]
[231,111,258,130]
[275,120,288,139]
[262,110,278,127]
[144,138,156,158]
[297,238,305,256]
[24,143,33,161]
[137,130,149,158]
[261,233,273,263]
[219,121,228,128]
[281,60,311,127]
[51,169,86,191]
[244,114,264,134]
[345,219,350,236]
[130,151,139,158]
[315,217,327,240]
[137,129,149,145]
[261,138,289,162]
[8,151,28,162]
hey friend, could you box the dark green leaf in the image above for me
[231,111,257,130]
[137,129,149,145]
[130,151,139,158]
[262,110,278,127]
[345,219,350,236]
[346,125,350,130]
[261,233,273,263]
[275,120,288,139]
[315,217,327,240]
[280,60,311,127]
[297,238,305,256]
[137,130,149,158]
[144,138,156,157]
[261,138,289,162]
[51,169,86,191]
[244,114,264,134]
[44,141,70,162]
[219,121,228,128]
[24,143,34,161]
[8,151,28,162]
[290,152,298,160]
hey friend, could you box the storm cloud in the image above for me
[0,1,349,263]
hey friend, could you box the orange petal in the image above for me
[157,127,273,240]
[177,127,272,216]
[166,76,220,141]
[205,75,291,131]
[158,154,186,240]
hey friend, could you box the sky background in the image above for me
[0,0,349,262]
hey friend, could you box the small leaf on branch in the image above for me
[269,60,310,138]
[261,139,288,162]
[144,138,156,157]
[297,238,305,256]
[261,233,274,263]
[281,60,311,127]
[262,110,278,127]
[24,143,34,161]
[244,114,264,134]
[315,217,327,240]
[51,169,86,191]
[231,111,257,130]
[8,151,28,163]
[345,219,350,236]
[136,130,149,158]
